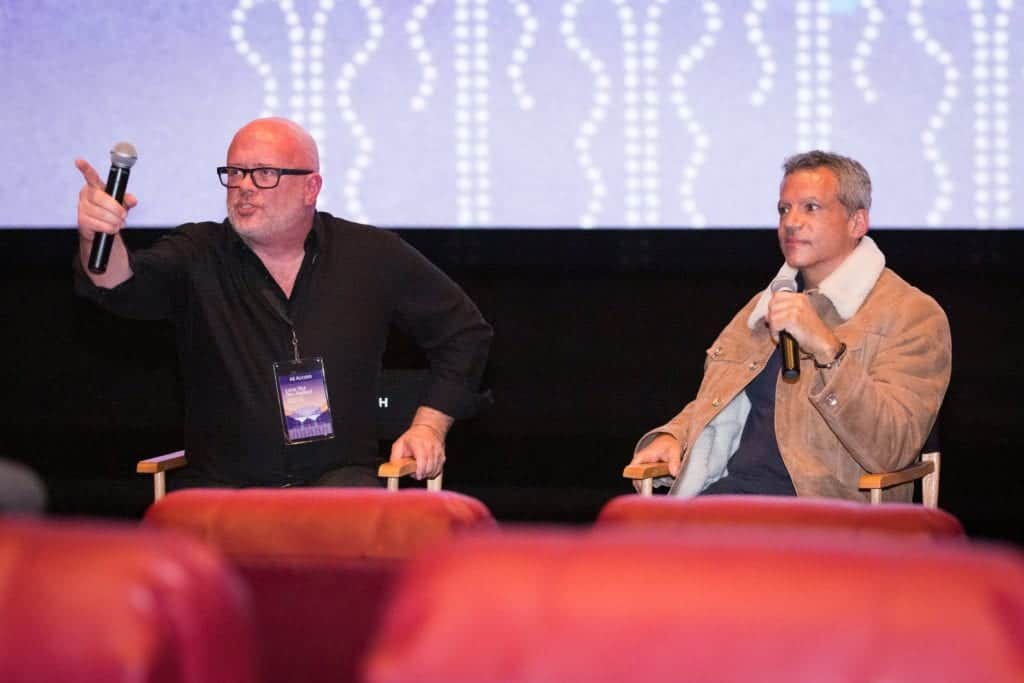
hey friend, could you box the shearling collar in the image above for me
[747,235,886,329]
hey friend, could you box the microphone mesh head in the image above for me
[110,142,138,169]
[770,278,797,294]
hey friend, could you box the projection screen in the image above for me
[1,1,1020,228]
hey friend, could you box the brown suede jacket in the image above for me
[636,237,952,502]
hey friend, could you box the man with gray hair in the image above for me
[628,150,951,501]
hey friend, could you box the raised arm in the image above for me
[75,158,137,289]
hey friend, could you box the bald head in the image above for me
[228,117,319,171]
[224,117,323,248]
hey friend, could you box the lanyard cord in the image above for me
[261,289,302,361]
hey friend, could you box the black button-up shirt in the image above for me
[75,212,492,485]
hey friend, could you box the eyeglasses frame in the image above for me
[216,166,315,189]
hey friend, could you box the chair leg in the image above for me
[921,451,940,508]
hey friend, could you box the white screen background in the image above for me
[1,0,1020,228]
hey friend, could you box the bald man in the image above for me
[74,118,492,489]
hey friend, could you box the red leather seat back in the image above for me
[598,494,965,538]
[143,487,495,683]
[143,488,496,560]
[238,559,400,683]
[0,517,257,683]
[363,528,1024,683]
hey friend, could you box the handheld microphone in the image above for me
[770,279,800,382]
[88,142,138,274]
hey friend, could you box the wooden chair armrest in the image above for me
[136,450,188,474]
[858,460,935,490]
[378,458,418,479]
[859,451,941,507]
[377,457,443,492]
[622,462,671,497]
[623,462,671,480]
[136,450,188,502]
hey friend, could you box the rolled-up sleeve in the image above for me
[72,230,196,321]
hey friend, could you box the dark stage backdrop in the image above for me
[2,228,1021,543]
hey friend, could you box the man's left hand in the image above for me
[389,406,454,480]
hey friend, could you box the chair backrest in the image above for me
[630,420,945,506]
[143,488,496,683]
[139,368,435,502]
[362,528,1024,683]
[376,368,431,440]
[0,517,256,683]
[597,494,965,539]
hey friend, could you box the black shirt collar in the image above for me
[225,212,322,308]
[225,212,321,258]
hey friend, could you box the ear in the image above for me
[304,173,323,206]
[848,208,869,240]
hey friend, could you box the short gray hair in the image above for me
[782,150,872,214]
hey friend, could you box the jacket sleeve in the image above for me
[389,236,493,420]
[633,295,762,456]
[634,400,697,454]
[807,291,951,473]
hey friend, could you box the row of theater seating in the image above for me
[2,489,1022,682]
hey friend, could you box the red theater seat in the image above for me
[143,488,494,560]
[0,517,257,683]
[363,528,1024,683]
[143,488,496,683]
[597,494,965,539]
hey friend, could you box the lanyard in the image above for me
[262,289,302,361]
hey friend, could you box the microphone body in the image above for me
[770,279,800,382]
[779,330,800,382]
[88,142,138,274]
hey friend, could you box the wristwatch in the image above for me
[814,341,847,369]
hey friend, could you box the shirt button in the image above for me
[826,393,838,407]
[713,346,723,357]
[711,397,721,407]
[748,361,759,371]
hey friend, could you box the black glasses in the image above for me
[217,166,314,189]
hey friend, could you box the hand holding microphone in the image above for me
[767,279,844,382]
[770,279,801,382]
[76,142,138,275]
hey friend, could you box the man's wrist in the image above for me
[408,405,454,440]
[814,340,847,369]
[410,422,445,440]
